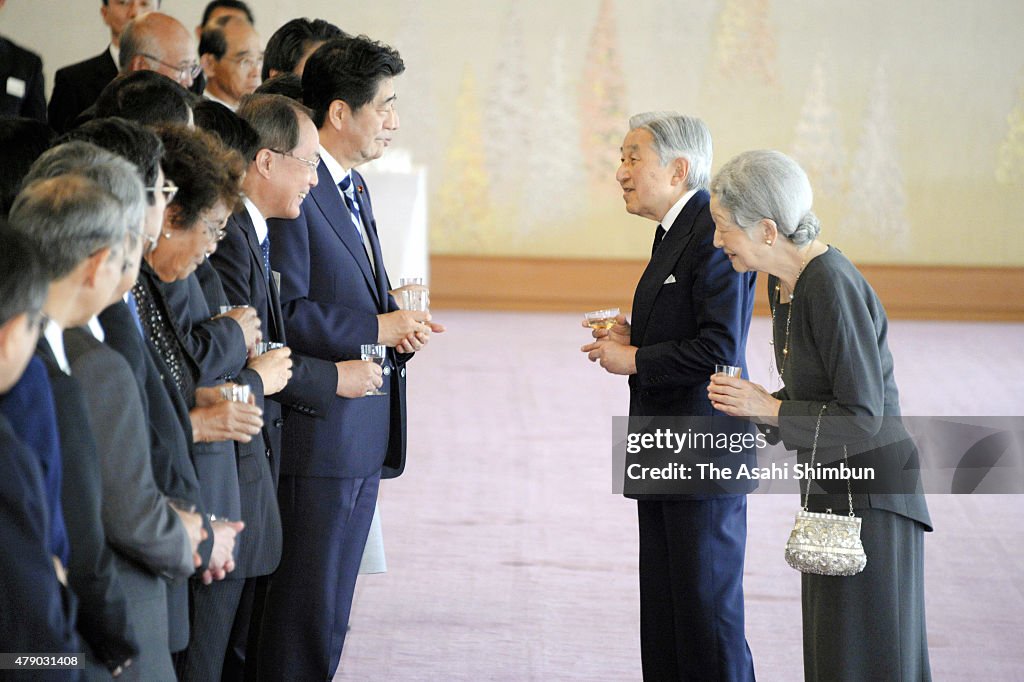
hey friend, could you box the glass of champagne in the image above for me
[585,308,620,332]
[360,344,387,396]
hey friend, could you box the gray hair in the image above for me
[237,93,314,156]
[628,112,713,191]
[24,141,146,248]
[709,150,821,247]
[8,175,126,281]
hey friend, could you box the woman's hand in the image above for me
[707,374,781,426]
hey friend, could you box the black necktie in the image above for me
[652,224,666,256]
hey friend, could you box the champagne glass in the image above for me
[585,308,620,332]
[360,344,387,396]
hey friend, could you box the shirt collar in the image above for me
[319,144,349,188]
[243,196,268,244]
[203,91,237,111]
[109,43,120,67]
[85,316,105,343]
[660,188,698,233]
[44,318,71,375]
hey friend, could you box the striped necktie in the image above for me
[338,173,375,273]
[338,173,364,240]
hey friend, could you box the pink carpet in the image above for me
[334,312,1024,681]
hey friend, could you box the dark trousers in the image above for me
[256,471,380,681]
[173,577,245,681]
[221,575,270,682]
[638,496,755,682]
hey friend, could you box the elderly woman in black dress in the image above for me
[706,150,932,681]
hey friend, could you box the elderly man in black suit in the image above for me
[582,112,757,681]
[48,0,160,132]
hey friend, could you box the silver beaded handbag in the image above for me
[784,405,868,577]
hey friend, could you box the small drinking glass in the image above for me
[584,308,620,331]
[400,277,425,287]
[402,288,429,312]
[218,304,248,315]
[253,341,285,356]
[220,383,252,402]
[360,344,387,396]
[715,364,742,378]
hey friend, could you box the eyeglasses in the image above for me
[201,215,229,243]
[140,53,202,82]
[269,149,321,173]
[146,179,179,204]
[224,54,264,71]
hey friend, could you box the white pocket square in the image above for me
[663,274,677,285]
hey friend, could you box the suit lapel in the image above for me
[235,209,284,339]
[351,170,389,308]
[632,190,707,345]
[309,163,381,307]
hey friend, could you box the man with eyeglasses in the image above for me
[120,12,202,89]
[48,0,160,133]
[199,16,262,111]
[206,93,383,680]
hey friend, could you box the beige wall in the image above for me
[4,0,1023,266]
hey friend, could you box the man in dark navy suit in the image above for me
[48,0,160,132]
[258,36,441,680]
[0,227,81,669]
[582,113,757,681]
[210,93,383,679]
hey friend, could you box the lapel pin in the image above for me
[357,185,364,194]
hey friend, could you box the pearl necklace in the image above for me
[769,257,807,384]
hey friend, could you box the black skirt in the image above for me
[801,508,931,681]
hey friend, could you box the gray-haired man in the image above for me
[582,112,757,681]
[8,170,139,675]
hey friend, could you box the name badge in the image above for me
[6,77,26,98]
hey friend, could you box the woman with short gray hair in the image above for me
[706,150,932,681]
